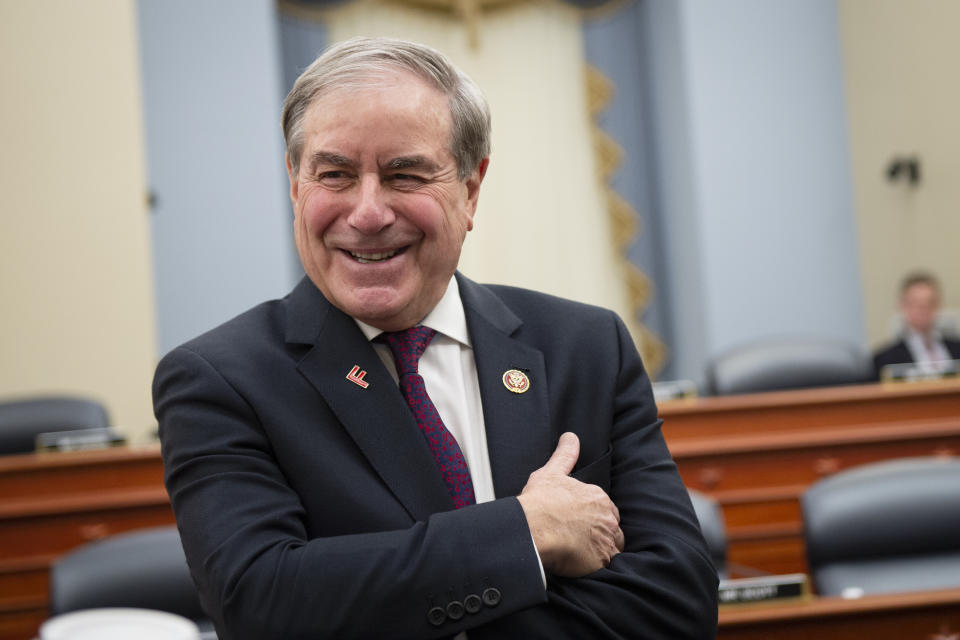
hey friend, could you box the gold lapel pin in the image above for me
[346,365,370,389]
[502,369,530,394]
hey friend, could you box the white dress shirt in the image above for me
[904,328,954,373]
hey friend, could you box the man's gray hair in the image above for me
[282,36,491,180]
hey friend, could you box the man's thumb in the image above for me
[543,432,580,475]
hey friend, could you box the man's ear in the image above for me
[464,157,489,220]
[285,153,299,203]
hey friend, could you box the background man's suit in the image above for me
[154,273,718,639]
[873,336,960,379]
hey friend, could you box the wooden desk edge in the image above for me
[0,444,163,473]
[668,417,960,457]
[719,587,960,626]
[658,379,960,417]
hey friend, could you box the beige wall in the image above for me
[0,1,157,439]
[839,0,960,347]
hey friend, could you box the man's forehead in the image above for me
[309,68,445,109]
[302,72,450,124]
[904,283,939,299]
[295,72,455,174]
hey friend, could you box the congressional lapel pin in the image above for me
[346,365,370,389]
[502,369,530,394]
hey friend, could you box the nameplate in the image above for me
[35,427,127,452]
[652,379,698,403]
[881,359,960,383]
[718,574,808,605]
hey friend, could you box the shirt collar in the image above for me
[354,276,471,347]
[904,326,943,345]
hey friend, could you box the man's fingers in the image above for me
[541,432,580,476]
[614,525,625,552]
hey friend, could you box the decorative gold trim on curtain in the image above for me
[280,0,527,47]
[280,0,634,45]
[585,64,667,377]
[279,0,631,47]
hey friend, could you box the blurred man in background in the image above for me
[873,272,960,379]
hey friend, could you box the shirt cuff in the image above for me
[529,530,547,589]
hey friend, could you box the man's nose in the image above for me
[347,176,395,234]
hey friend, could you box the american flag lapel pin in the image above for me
[346,365,370,389]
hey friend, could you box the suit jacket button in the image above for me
[446,600,465,620]
[482,587,501,607]
[427,606,447,626]
[463,593,482,614]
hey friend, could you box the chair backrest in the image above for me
[688,489,728,579]
[0,395,109,454]
[802,457,960,596]
[704,336,871,396]
[50,526,209,626]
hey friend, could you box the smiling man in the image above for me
[154,37,717,639]
[289,67,484,332]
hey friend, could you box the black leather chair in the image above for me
[802,457,960,596]
[704,336,871,395]
[688,489,728,579]
[0,395,110,454]
[50,526,214,636]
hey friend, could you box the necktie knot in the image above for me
[380,326,436,376]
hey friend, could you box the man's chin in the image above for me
[336,290,420,332]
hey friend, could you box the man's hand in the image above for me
[516,432,624,577]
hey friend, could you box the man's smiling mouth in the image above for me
[347,247,407,264]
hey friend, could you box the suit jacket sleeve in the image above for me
[872,340,912,380]
[155,344,547,640]
[471,310,718,639]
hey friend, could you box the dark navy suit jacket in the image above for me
[153,273,718,639]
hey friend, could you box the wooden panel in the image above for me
[718,493,800,529]
[660,380,960,578]
[661,380,960,440]
[0,447,175,640]
[718,587,960,640]
[682,435,960,575]
[728,533,807,577]
[0,501,174,560]
[0,447,164,501]
[0,608,46,640]
[0,558,47,605]
[677,428,960,492]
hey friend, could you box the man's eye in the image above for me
[389,174,425,186]
[317,171,353,187]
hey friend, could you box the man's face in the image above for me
[901,282,940,334]
[287,72,487,331]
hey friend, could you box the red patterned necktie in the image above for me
[380,326,476,509]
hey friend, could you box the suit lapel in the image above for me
[285,278,453,521]
[458,275,554,498]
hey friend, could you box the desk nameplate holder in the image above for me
[35,427,127,453]
[719,573,810,606]
[881,359,960,384]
